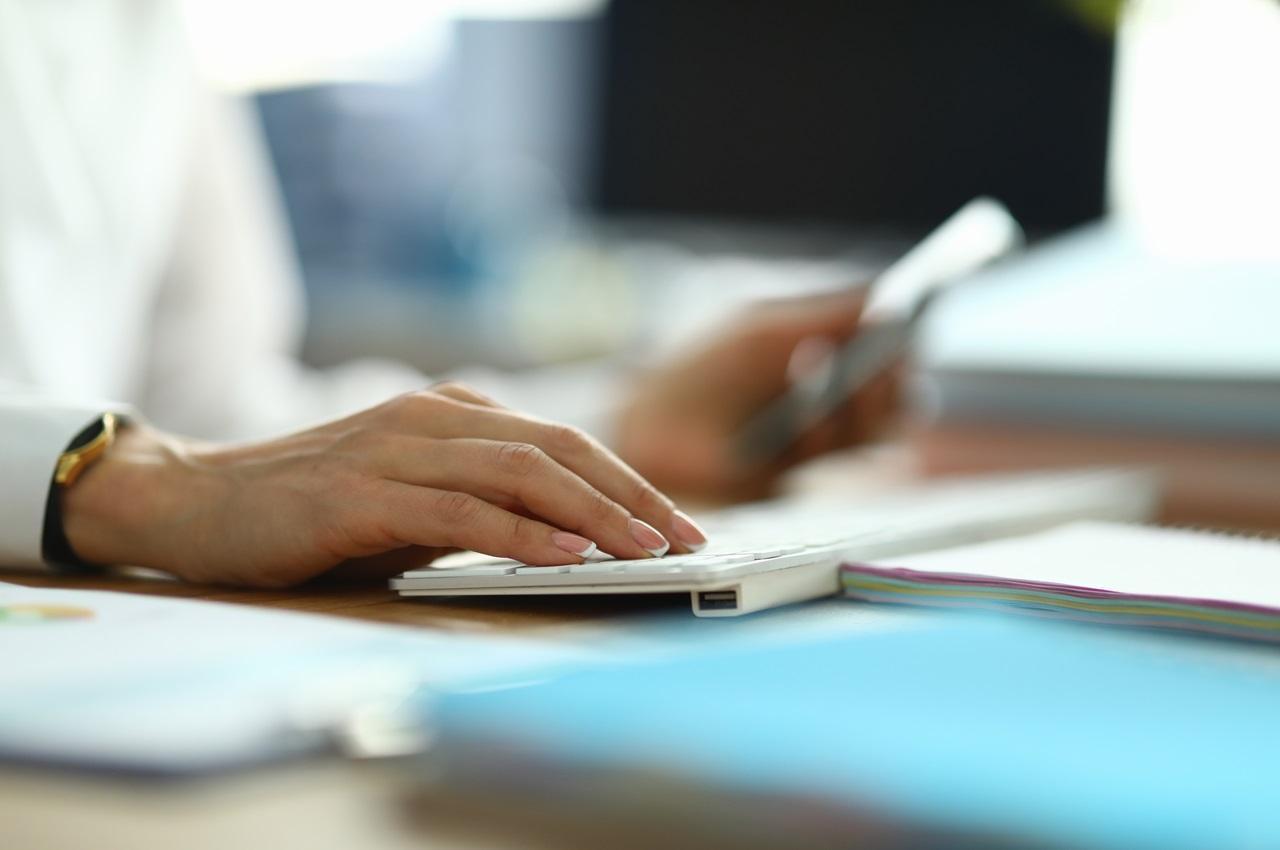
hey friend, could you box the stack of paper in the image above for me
[841,522,1280,642]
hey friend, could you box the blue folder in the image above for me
[432,614,1280,849]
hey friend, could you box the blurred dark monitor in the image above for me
[592,0,1115,234]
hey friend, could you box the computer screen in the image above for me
[592,0,1116,234]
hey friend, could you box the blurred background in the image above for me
[183,0,1118,371]
[183,0,1280,525]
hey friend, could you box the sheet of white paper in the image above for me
[0,582,591,773]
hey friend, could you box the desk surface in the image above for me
[1,570,704,850]
[6,441,1276,850]
[5,571,933,850]
[5,569,687,633]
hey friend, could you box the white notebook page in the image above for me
[880,522,1280,609]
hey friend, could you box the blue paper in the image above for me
[435,613,1280,849]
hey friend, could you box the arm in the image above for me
[59,383,706,587]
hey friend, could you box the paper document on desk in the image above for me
[841,522,1280,642]
[424,616,1280,850]
[0,582,588,774]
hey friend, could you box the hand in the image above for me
[615,289,902,498]
[61,383,707,588]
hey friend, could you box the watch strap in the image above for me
[42,414,117,570]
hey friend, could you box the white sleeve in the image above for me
[139,83,625,444]
[135,86,431,442]
[0,391,134,568]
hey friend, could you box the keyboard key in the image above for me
[514,565,572,574]
[406,564,516,579]
[751,544,805,559]
[681,554,754,564]
[568,562,624,574]
[619,561,686,574]
[678,557,755,574]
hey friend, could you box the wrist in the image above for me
[60,423,219,576]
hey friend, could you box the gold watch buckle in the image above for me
[54,413,119,488]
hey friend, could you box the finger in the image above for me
[747,287,868,342]
[848,362,904,442]
[386,396,699,554]
[373,481,603,566]
[430,381,503,408]
[372,437,666,560]
[787,362,902,461]
[730,290,871,394]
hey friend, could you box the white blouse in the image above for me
[0,1,607,567]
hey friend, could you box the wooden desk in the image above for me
[1,570,703,850]
[4,569,688,633]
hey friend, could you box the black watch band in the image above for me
[41,417,110,570]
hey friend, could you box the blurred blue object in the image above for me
[253,18,600,299]
[433,614,1280,849]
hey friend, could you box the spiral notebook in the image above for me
[840,522,1280,642]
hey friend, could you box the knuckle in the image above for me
[376,392,426,423]
[401,389,457,416]
[585,488,619,522]
[505,513,535,547]
[631,479,674,514]
[544,423,593,455]
[431,380,469,396]
[434,490,483,525]
[495,441,546,477]
[385,391,424,414]
[412,389,449,409]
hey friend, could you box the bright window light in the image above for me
[1109,0,1280,261]
[181,0,605,91]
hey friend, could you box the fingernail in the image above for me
[551,531,598,560]
[671,510,708,552]
[628,518,670,557]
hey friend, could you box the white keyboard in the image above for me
[391,468,1160,616]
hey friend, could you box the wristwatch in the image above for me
[42,413,123,568]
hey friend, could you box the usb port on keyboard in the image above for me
[697,590,739,611]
